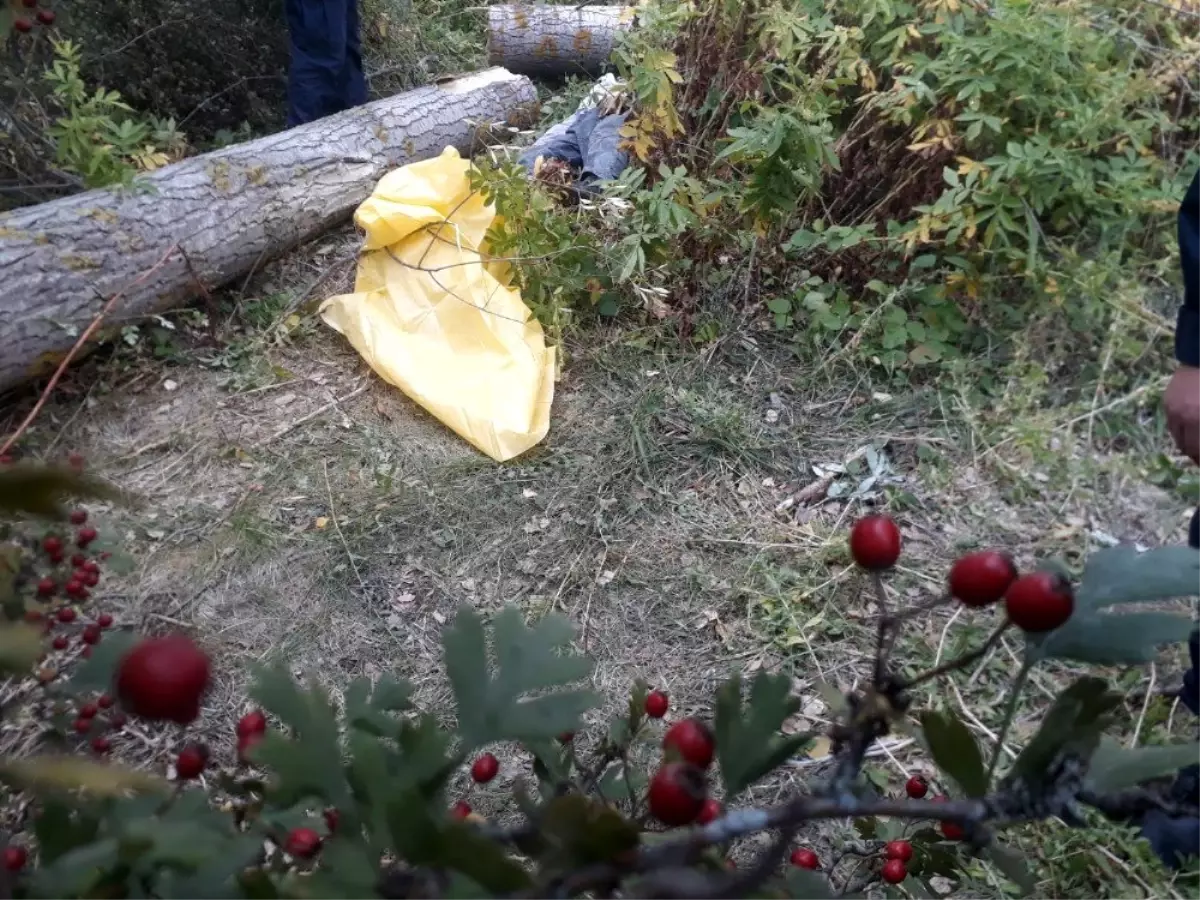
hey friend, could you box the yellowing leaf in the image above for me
[1,756,169,796]
[806,736,833,759]
[315,516,330,530]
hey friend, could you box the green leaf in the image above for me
[715,672,815,797]
[986,841,1036,896]
[782,868,835,898]
[0,622,45,675]
[767,297,791,315]
[444,605,598,749]
[302,837,380,898]
[29,836,120,897]
[248,667,354,813]
[393,716,459,797]
[152,833,263,899]
[386,795,532,893]
[920,710,988,796]
[1009,677,1118,780]
[1076,546,1198,608]
[0,465,132,519]
[1086,738,1200,793]
[34,799,101,864]
[1038,611,1194,665]
[65,628,137,696]
[538,794,640,869]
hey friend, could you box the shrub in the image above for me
[0,460,1196,897]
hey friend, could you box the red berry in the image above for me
[284,826,321,859]
[470,752,499,784]
[80,702,98,719]
[42,536,62,556]
[905,775,928,798]
[82,570,99,588]
[82,624,101,645]
[70,509,88,526]
[175,743,208,779]
[451,800,472,819]
[324,808,339,833]
[65,580,86,600]
[949,551,1017,607]
[236,710,267,738]
[73,717,91,734]
[884,840,912,862]
[1004,571,1074,633]
[115,635,210,724]
[662,718,715,769]
[52,635,68,651]
[13,17,32,33]
[697,797,722,825]
[110,712,127,730]
[237,732,261,764]
[67,452,85,470]
[790,848,819,870]
[849,515,902,570]
[2,846,26,872]
[98,613,113,628]
[647,762,706,826]
[76,527,98,548]
[557,731,575,743]
[49,550,64,564]
[91,736,110,754]
[98,693,114,708]
[35,8,54,25]
[56,607,76,623]
[881,858,907,884]
[933,796,965,840]
[83,560,100,574]
[644,689,669,718]
[36,578,56,598]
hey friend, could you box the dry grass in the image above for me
[0,232,1196,897]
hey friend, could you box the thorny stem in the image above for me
[986,657,1033,786]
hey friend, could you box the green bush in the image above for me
[493,0,1197,376]
[0,462,1196,897]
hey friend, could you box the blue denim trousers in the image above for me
[285,0,368,127]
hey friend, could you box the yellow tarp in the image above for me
[320,147,555,462]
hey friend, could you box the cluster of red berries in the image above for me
[788,839,912,883]
[849,514,1074,633]
[639,691,723,828]
[10,0,55,33]
[906,776,966,840]
[68,692,126,753]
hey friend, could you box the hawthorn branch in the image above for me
[902,619,1011,689]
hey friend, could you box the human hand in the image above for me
[1164,365,1200,464]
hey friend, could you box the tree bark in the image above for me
[487,5,635,79]
[0,68,537,394]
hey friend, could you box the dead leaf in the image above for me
[315,516,330,530]
[805,736,833,759]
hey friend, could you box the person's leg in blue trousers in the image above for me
[286,0,368,127]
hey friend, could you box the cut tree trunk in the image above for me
[0,68,537,394]
[487,5,635,79]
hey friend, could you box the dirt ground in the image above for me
[2,231,1196,897]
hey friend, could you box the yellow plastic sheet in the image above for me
[320,147,556,462]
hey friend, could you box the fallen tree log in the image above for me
[0,68,537,394]
[487,5,635,78]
